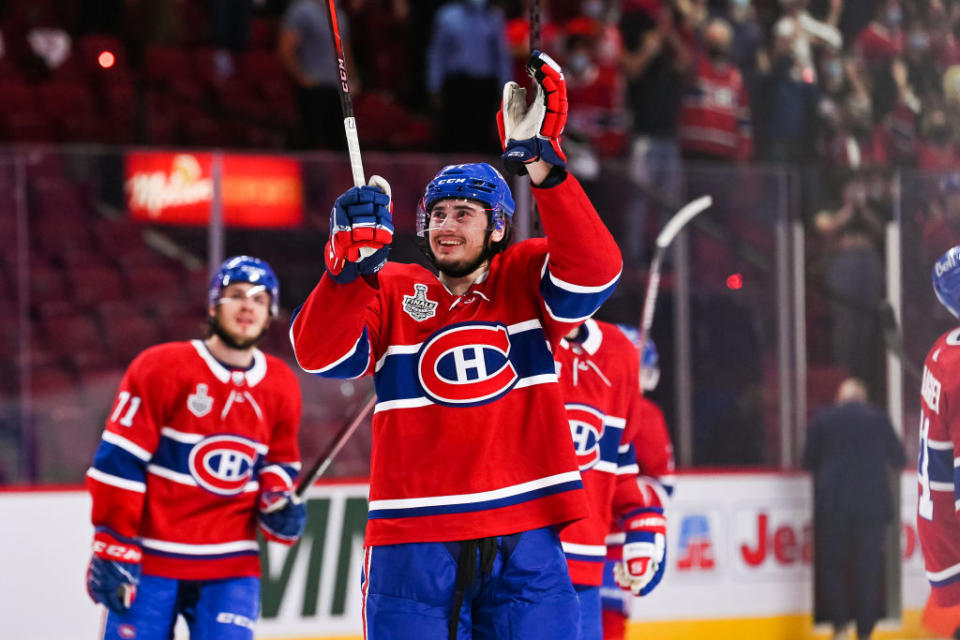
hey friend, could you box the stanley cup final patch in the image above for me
[188,383,214,417]
[402,283,438,322]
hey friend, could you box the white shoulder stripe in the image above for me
[562,541,608,556]
[593,461,620,474]
[369,471,582,511]
[86,467,146,493]
[140,538,260,556]
[929,438,953,450]
[932,481,954,491]
[616,463,640,475]
[514,373,558,389]
[102,431,152,461]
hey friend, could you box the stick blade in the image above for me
[655,195,712,249]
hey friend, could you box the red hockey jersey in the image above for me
[86,340,302,580]
[556,319,653,585]
[918,328,960,605]
[289,173,622,546]
[678,57,752,160]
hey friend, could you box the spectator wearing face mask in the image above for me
[563,18,628,161]
[677,18,752,161]
[853,0,903,68]
[916,108,960,170]
[773,0,843,84]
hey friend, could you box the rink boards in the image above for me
[0,471,926,640]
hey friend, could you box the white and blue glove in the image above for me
[86,529,142,614]
[258,489,307,545]
[615,507,667,596]
[497,49,568,175]
[324,175,393,284]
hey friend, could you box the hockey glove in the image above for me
[325,175,393,284]
[86,529,142,614]
[257,490,307,545]
[497,49,568,175]
[614,507,667,596]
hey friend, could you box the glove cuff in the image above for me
[92,530,142,564]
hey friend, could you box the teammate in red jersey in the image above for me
[290,51,621,639]
[85,256,306,640]
[600,333,675,640]
[556,319,669,640]
[919,245,960,606]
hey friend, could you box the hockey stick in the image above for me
[638,195,713,372]
[878,300,922,382]
[325,0,380,260]
[530,0,541,52]
[295,393,376,498]
[326,0,363,188]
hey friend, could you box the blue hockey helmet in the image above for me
[933,245,960,319]
[416,163,515,237]
[208,255,280,317]
[616,324,661,391]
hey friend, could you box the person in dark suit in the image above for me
[803,377,906,640]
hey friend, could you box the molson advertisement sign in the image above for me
[125,152,303,227]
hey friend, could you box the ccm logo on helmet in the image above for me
[566,403,604,471]
[417,322,519,406]
[188,435,259,496]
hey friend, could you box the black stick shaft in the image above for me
[325,0,365,188]
[295,394,376,498]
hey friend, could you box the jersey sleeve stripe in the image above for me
[101,431,153,461]
[290,322,371,379]
[616,463,640,475]
[86,467,146,493]
[539,256,621,323]
[562,541,608,556]
[927,560,960,585]
[90,441,148,484]
[929,438,954,449]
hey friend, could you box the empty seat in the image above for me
[37,81,96,121]
[104,314,162,363]
[125,266,184,300]
[0,81,37,114]
[70,265,126,308]
[28,264,69,305]
[42,311,104,356]
[144,45,194,87]
[2,112,55,142]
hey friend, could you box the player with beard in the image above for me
[85,255,306,640]
[290,51,622,639]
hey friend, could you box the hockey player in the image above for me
[289,51,639,639]
[600,336,675,640]
[556,320,669,640]
[85,256,306,640]
[919,245,960,607]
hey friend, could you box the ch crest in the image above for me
[402,284,437,322]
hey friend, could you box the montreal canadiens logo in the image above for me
[567,403,604,471]
[187,435,259,495]
[417,322,518,406]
